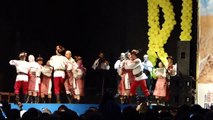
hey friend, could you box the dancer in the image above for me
[117,52,132,104]
[36,56,44,102]
[125,49,150,104]
[40,60,53,103]
[73,56,86,103]
[167,56,177,77]
[9,52,30,103]
[49,45,69,103]
[153,61,167,105]
[165,56,177,102]
[27,55,42,103]
[64,50,78,103]
[114,52,126,97]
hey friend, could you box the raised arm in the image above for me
[124,59,140,70]
[9,60,19,66]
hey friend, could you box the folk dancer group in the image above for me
[9,45,86,103]
[114,49,177,105]
[9,45,176,105]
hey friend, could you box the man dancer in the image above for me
[166,56,177,102]
[64,50,78,103]
[167,56,177,77]
[49,45,69,103]
[125,49,151,104]
[9,52,31,103]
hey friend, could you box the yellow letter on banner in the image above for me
[147,0,176,66]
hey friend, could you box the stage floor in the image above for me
[11,103,133,115]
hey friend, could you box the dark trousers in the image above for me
[95,70,107,95]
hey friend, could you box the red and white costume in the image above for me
[125,58,150,97]
[166,57,177,101]
[9,60,31,95]
[49,55,69,95]
[167,63,177,77]
[118,59,131,96]
[64,57,78,95]
[73,61,86,96]
[153,67,167,97]
[41,65,53,95]
[28,57,42,93]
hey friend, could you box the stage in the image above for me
[10,103,135,115]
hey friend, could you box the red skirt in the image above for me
[28,74,37,91]
[74,79,84,96]
[40,75,52,95]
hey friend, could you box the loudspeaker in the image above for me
[169,76,181,106]
[178,93,194,106]
[177,41,190,76]
[179,76,196,91]
[169,75,195,106]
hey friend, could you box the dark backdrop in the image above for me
[0,0,197,92]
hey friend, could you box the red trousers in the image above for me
[130,80,150,97]
[54,77,65,95]
[14,81,28,95]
